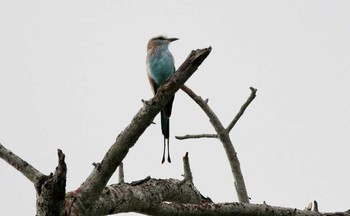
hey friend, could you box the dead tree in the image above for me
[0,47,349,215]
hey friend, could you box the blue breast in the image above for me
[147,48,175,86]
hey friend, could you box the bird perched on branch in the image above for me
[146,35,178,163]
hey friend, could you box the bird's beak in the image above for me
[168,38,179,42]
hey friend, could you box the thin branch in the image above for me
[177,87,257,140]
[180,85,250,203]
[0,142,44,184]
[118,162,124,184]
[226,87,257,133]
[175,133,218,140]
[76,47,212,209]
[182,152,193,184]
[181,85,223,132]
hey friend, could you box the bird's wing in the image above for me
[161,66,176,118]
[147,76,158,95]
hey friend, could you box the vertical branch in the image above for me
[183,152,193,184]
[118,162,124,184]
[180,85,251,203]
[36,149,67,216]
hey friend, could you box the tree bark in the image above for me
[36,149,67,216]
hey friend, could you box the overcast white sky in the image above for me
[1,1,350,215]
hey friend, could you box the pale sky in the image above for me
[1,1,350,215]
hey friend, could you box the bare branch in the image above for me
[0,142,44,184]
[118,162,124,184]
[180,85,250,203]
[65,175,350,216]
[152,202,345,216]
[66,177,209,215]
[182,152,193,184]
[76,47,212,209]
[226,87,257,133]
[181,85,223,132]
[175,134,218,140]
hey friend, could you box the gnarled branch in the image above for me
[65,153,210,215]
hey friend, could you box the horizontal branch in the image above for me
[152,202,349,216]
[66,177,210,215]
[175,133,218,140]
[0,142,43,184]
[65,175,350,216]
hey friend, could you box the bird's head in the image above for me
[147,35,178,50]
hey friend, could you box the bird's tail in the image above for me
[161,111,171,163]
[161,111,170,139]
[160,96,174,163]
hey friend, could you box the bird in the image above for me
[146,35,178,163]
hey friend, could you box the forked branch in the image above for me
[178,85,256,203]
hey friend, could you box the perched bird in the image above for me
[146,35,178,163]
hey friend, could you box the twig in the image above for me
[226,87,257,133]
[0,142,43,184]
[180,85,250,203]
[175,134,217,140]
[183,152,193,184]
[118,162,124,184]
